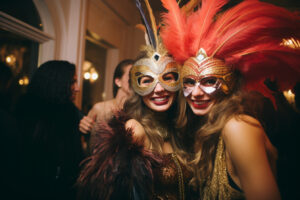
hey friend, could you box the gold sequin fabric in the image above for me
[152,153,194,200]
[202,137,245,200]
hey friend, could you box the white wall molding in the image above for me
[65,0,87,107]
[0,11,53,43]
[104,49,119,100]
[32,0,55,64]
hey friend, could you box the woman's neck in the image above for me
[115,90,129,108]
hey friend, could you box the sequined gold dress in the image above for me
[152,153,196,200]
[202,137,245,200]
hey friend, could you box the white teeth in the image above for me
[154,97,167,102]
[194,100,208,105]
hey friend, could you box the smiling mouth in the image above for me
[191,100,211,109]
[151,96,170,105]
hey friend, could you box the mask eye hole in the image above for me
[162,72,178,83]
[138,75,154,86]
[183,77,196,87]
[200,77,218,86]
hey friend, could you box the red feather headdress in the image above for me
[160,0,300,104]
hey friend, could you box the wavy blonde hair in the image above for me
[176,78,270,189]
[123,92,191,164]
[123,50,192,163]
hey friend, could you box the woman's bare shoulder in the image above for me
[223,114,263,136]
[222,115,265,150]
[93,100,115,110]
[222,116,280,200]
[88,100,116,117]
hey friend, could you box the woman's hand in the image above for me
[126,119,150,149]
[79,116,95,134]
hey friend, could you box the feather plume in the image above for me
[187,0,228,56]
[235,49,300,105]
[136,24,146,33]
[204,0,300,103]
[160,0,188,63]
[161,0,300,106]
[204,0,300,56]
[136,0,156,49]
[210,0,260,37]
[144,0,159,49]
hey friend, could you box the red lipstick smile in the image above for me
[151,96,169,105]
[192,100,211,109]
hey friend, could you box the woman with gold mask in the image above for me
[76,0,200,199]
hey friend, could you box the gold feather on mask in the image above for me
[144,0,159,49]
[136,24,146,32]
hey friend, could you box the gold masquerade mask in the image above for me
[181,48,235,97]
[131,52,180,96]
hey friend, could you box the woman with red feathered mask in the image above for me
[160,0,300,199]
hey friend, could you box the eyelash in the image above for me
[142,79,152,83]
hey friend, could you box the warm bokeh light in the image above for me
[102,92,106,100]
[23,76,29,85]
[18,76,29,86]
[91,72,98,80]
[83,61,92,72]
[83,60,99,82]
[281,38,300,49]
[84,72,91,80]
[5,54,16,65]
[19,79,24,85]
[283,89,295,105]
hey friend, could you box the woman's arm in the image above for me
[78,103,102,134]
[223,115,280,200]
[126,118,151,149]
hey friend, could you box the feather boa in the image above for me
[77,112,161,200]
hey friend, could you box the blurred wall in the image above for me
[33,0,145,107]
[86,0,144,101]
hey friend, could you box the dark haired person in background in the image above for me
[0,61,20,199]
[0,61,13,112]
[79,59,133,134]
[15,60,85,200]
